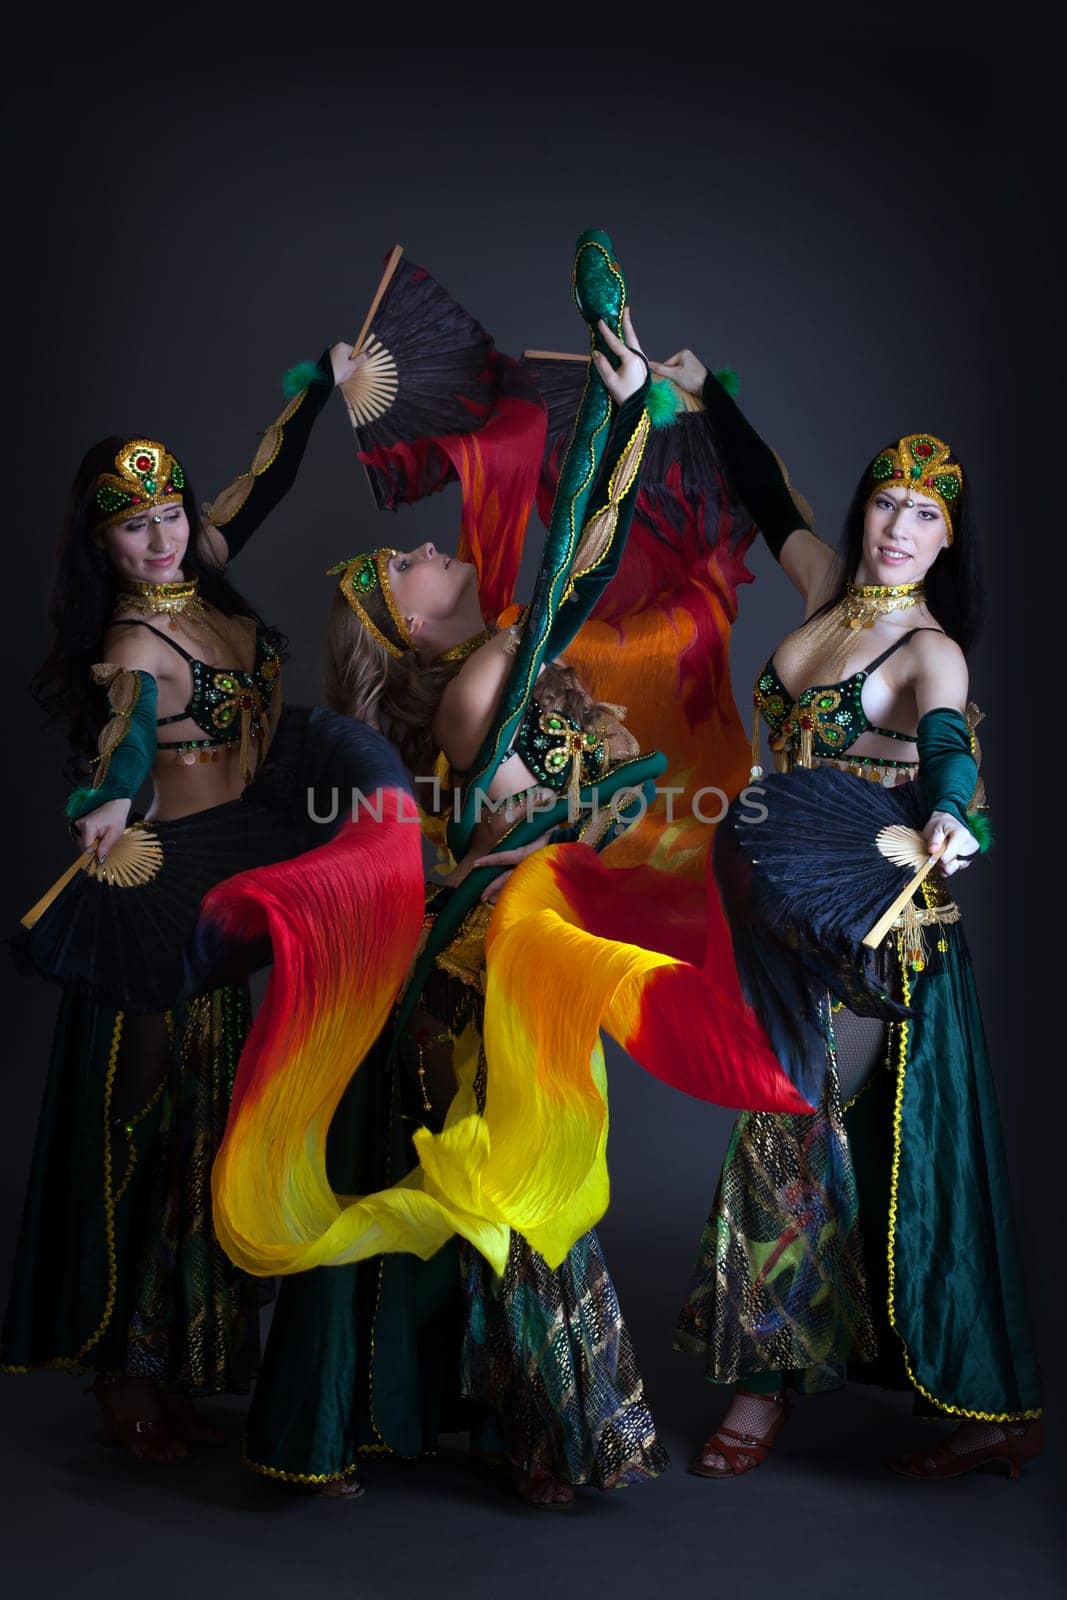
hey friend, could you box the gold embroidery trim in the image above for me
[565,409,651,601]
[88,665,142,790]
[242,1452,361,1484]
[112,1011,171,1207]
[207,384,310,528]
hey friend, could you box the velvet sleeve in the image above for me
[208,349,334,561]
[916,707,982,836]
[543,381,651,658]
[66,668,158,820]
[699,367,809,559]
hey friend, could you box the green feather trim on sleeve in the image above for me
[966,811,994,853]
[281,359,330,400]
[66,786,107,822]
[713,366,741,397]
[646,377,682,429]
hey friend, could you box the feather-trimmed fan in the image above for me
[13,803,299,1014]
[521,350,732,529]
[520,351,816,547]
[341,245,496,508]
[713,764,936,1103]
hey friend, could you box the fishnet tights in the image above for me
[700,1390,786,1471]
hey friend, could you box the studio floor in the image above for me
[3,1322,1061,1600]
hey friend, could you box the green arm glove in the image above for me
[66,667,158,821]
[916,706,990,848]
[544,381,651,659]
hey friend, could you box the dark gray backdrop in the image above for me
[2,6,1062,1597]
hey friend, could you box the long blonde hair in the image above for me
[324,592,637,793]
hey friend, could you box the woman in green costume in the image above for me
[240,238,673,1508]
[2,341,367,1460]
[654,346,1044,1480]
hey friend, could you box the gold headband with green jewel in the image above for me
[867,434,963,544]
[327,548,414,658]
[94,439,186,529]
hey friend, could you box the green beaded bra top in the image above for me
[113,619,281,753]
[451,696,609,798]
[755,627,942,768]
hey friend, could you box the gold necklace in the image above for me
[438,626,494,664]
[841,579,925,631]
[114,576,207,621]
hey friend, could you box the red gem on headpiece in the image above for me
[914,441,933,457]
[925,477,934,486]
[893,469,904,478]
[135,454,152,471]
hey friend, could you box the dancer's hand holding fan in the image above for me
[713,764,945,1104]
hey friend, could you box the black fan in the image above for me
[342,246,495,508]
[520,352,755,553]
[12,706,412,1015]
[13,799,300,1014]
[714,764,934,1104]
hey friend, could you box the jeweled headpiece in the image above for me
[93,439,186,529]
[327,548,413,659]
[868,434,962,544]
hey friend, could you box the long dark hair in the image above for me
[820,441,982,654]
[33,435,287,768]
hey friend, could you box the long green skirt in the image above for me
[675,924,1042,1421]
[244,970,667,1486]
[2,986,260,1393]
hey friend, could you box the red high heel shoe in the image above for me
[87,1375,189,1465]
[888,1418,1044,1481]
[691,1389,792,1478]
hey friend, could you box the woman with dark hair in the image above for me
[1,341,369,1461]
[654,348,1043,1480]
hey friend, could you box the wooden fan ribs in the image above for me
[85,827,164,887]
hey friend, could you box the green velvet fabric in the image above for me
[916,707,979,834]
[883,928,1042,1417]
[543,384,649,660]
[1,994,160,1371]
[66,670,158,820]
[701,923,1042,1420]
[449,229,635,860]
[244,1032,467,1478]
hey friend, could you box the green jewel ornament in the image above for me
[865,433,963,543]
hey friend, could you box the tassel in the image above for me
[750,692,764,779]
[567,746,583,824]
[258,672,282,767]
[797,720,814,770]
[769,732,792,774]
[900,896,928,972]
[239,704,253,787]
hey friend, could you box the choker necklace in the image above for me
[115,576,207,621]
[841,579,925,631]
[438,626,494,665]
